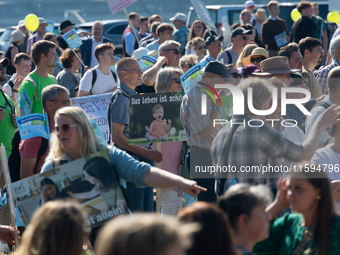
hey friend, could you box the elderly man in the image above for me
[201,35,223,63]
[314,35,340,95]
[170,13,190,55]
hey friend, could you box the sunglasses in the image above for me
[163,49,181,55]
[55,124,76,133]
[251,57,266,63]
[229,72,242,78]
[239,36,249,41]
[172,78,181,84]
[185,63,194,68]
[196,46,206,50]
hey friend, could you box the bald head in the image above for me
[328,66,340,94]
[116,58,138,79]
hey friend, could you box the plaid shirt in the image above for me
[180,83,222,149]
[211,115,303,191]
[173,25,190,55]
[314,60,340,95]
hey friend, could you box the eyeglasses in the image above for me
[49,99,71,106]
[313,49,324,54]
[196,46,206,50]
[172,78,181,84]
[55,124,76,133]
[251,57,266,63]
[229,72,242,78]
[126,68,143,74]
[163,49,181,55]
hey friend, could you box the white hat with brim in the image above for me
[131,47,157,61]
[252,56,300,76]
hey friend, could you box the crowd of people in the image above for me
[0,0,340,254]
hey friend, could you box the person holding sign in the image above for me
[41,106,205,208]
[123,12,141,57]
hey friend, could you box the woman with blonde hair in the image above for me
[13,200,87,255]
[236,43,257,68]
[179,55,197,73]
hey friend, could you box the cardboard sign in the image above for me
[129,92,186,144]
[10,150,128,228]
[190,0,217,30]
[138,54,157,72]
[45,19,55,33]
[62,28,83,49]
[19,88,33,115]
[106,0,138,15]
[181,61,208,94]
[17,113,50,140]
[274,31,288,48]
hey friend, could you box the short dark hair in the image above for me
[151,22,161,34]
[140,16,149,23]
[31,40,56,65]
[149,14,162,26]
[59,48,81,68]
[297,1,312,13]
[230,23,241,32]
[299,37,322,57]
[14,53,31,65]
[277,42,300,61]
[94,42,115,62]
[240,24,253,31]
[129,12,139,20]
[156,23,174,36]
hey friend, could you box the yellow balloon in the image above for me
[291,8,301,22]
[25,14,39,32]
[327,11,340,24]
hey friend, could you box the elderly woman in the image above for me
[56,48,82,97]
[154,67,186,216]
[5,30,26,75]
[179,55,197,73]
[41,107,204,202]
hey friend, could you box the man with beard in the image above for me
[18,41,58,115]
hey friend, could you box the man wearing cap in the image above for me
[79,21,112,73]
[217,27,251,65]
[170,13,190,55]
[27,17,47,56]
[57,20,90,51]
[201,35,223,63]
[123,12,141,57]
[261,1,290,57]
[245,0,257,22]
[181,60,232,203]
[5,30,26,76]
[18,20,29,54]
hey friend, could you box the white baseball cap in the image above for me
[18,20,25,28]
[131,47,157,61]
[245,0,256,8]
[170,13,187,22]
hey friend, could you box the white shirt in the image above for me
[269,16,279,21]
[146,41,160,58]
[90,37,103,68]
[79,66,118,95]
[312,144,340,180]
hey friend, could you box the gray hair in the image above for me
[42,85,69,110]
[92,21,103,30]
[116,57,136,79]
[330,35,340,61]
[155,67,183,92]
[158,40,181,56]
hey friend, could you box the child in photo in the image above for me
[145,104,171,141]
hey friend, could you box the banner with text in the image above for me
[106,0,138,15]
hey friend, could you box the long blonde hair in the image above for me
[236,43,258,67]
[48,106,104,166]
[13,201,86,255]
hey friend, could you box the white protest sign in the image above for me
[72,93,113,142]
[106,0,138,15]
[189,0,217,30]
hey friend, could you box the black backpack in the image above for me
[90,68,118,95]
[8,130,48,182]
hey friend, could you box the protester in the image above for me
[185,20,207,55]
[5,30,26,75]
[57,48,82,97]
[146,23,174,57]
[18,40,58,115]
[140,21,162,47]
[305,66,340,148]
[299,37,324,99]
[314,35,340,95]
[154,67,184,215]
[12,200,87,255]
[138,16,149,39]
[78,42,118,97]
[277,43,304,71]
[43,32,64,77]
[261,1,290,57]
[170,13,190,55]
[3,53,31,102]
[79,21,113,71]
[189,37,205,62]
[142,40,181,93]
[0,53,11,86]
[179,55,197,73]
[27,17,47,55]
[19,85,70,179]
[311,2,328,55]
[236,43,257,68]
[226,64,242,85]
[218,184,272,255]
[217,27,251,65]
[140,14,162,45]
[178,202,238,255]
[18,20,30,53]
[211,78,340,195]
[291,1,316,44]
[201,35,223,62]
[57,20,90,50]
[123,12,141,57]
[253,8,266,40]
[242,47,268,69]
[240,9,252,25]
[241,23,264,48]
[254,165,340,254]
[95,214,190,255]
[181,61,232,202]
[245,0,257,22]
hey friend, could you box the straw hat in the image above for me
[252,56,299,75]
[242,47,268,66]
[255,8,267,21]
